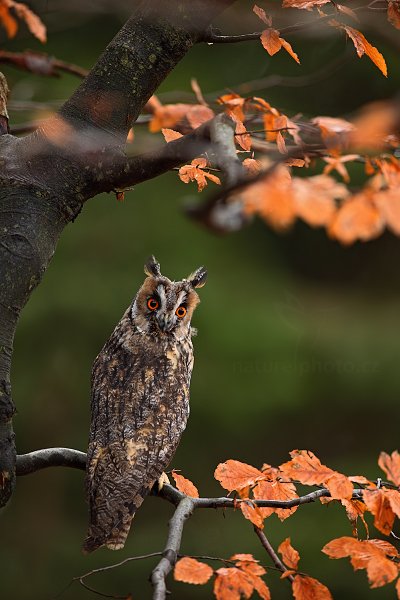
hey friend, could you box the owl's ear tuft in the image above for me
[187,266,207,289]
[144,256,161,278]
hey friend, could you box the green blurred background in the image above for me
[1,2,400,598]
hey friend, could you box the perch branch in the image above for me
[151,497,196,599]
[0,50,88,78]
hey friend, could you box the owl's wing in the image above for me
[83,329,190,553]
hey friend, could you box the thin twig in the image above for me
[254,527,295,583]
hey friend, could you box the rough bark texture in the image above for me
[0,0,235,507]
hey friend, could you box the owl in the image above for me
[83,256,207,553]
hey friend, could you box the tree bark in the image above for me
[0,0,235,507]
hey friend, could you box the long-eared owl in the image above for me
[83,257,207,553]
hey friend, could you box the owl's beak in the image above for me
[156,314,174,332]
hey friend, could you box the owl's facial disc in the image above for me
[150,285,188,333]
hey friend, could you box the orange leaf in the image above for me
[325,473,354,501]
[388,1,400,29]
[260,29,300,63]
[292,575,333,600]
[178,158,221,192]
[282,0,330,8]
[253,4,272,26]
[231,556,271,600]
[279,450,335,485]
[363,489,395,535]
[396,577,400,599]
[171,471,199,498]
[378,450,400,486]
[240,501,265,528]
[10,0,46,42]
[214,567,253,600]
[253,477,298,521]
[260,28,282,56]
[214,460,264,492]
[161,128,183,143]
[0,3,16,37]
[174,557,213,585]
[332,22,387,77]
[341,499,369,536]
[243,158,262,175]
[278,537,300,570]
[322,537,398,588]
[328,193,384,245]
[186,105,214,129]
[292,175,347,228]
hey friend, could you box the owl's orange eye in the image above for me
[175,306,187,319]
[147,297,159,311]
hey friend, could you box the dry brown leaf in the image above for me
[214,460,264,492]
[253,477,298,521]
[388,1,400,29]
[174,557,213,584]
[278,538,300,570]
[292,175,347,228]
[292,575,333,599]
[322,536,398,588]
[253,4,272,25]
[260,28,300,63]
[240,501,265,529]
[282,0,330,9]
[341,499,369,536]
[243,158,262,175]
[0,2,16,37]
[10,0,46,42]
[214,567,254,600]
[331,22,387,77]
[171,471,199,498]
[161,128,183,143]
[178,158,221,192]
[328,192,385,245]
[363,489,396,535]
[378,450,400,486]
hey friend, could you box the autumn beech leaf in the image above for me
[260,29,300,64]
[217,93,246,123]
[149,103,213,132]
[341,499,369,536]
[331,21,387,77]
[0,0,46,41]
[215,556,271,600]
[322,537,399,588]
[214,460,264,492]
[253,476,299,521]
[378,450,400,486]
[171,471,199,498]
[292,575,333,600]
[253,4,272,26]
[322,154,360,183]
[279,450,353,500]
[291,175,347,228]
[388,1,400,29]
[161,128,183,143]
[363,488,399,535]
[328,193,385,245]
[243,158,262,175]
[278,538,300,570]
[174,557,213,585]
[240,500,265,528]
[282,0,330,9]
[178,158,221,192]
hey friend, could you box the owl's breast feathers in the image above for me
[83,312,194,553]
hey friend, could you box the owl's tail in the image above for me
[82,514,134,554]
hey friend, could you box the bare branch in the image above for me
[254,527,295,582]
[151,497,196,600]
[16,448,86,475]
[0,50,88,78]
[209,113,244,186]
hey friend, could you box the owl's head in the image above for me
[131,256,207,337]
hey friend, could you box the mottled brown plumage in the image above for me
[83,257,206,553]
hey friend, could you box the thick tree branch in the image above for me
[16,448,86,475]
[0,0,235,508]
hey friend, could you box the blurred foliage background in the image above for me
[1,1,400,598]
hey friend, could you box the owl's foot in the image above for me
[158,472,170,491]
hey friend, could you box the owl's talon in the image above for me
[158,472,170,491]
